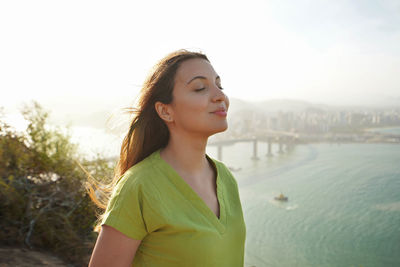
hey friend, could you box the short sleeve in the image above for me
[101,174,148,240]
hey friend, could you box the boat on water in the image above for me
[228,166,242,172]
[274,193,288,201]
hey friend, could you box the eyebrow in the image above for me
[187,75,220,85]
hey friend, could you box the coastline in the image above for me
[362,126,400,133]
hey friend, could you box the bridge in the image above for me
[208,130,299,161]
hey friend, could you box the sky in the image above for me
[1,0,400,113]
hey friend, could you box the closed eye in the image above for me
[195,88,205,92]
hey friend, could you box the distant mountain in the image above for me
[228,98,336,115]
[43,95,136,131]
[5,96,398,132]
[228,97,400,116]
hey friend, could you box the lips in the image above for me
[211,108,227,117]
[214,110,227,116]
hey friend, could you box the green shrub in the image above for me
[0,102,113,266]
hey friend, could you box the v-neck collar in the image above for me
[151,149,227,234]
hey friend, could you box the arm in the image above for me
[88,225,142,267]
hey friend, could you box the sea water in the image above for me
[68,125,400,267]
[206,142,400,267]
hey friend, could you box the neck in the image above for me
[160,132,209,177]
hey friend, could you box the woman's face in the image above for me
[167,58,229,137]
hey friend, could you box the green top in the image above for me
[102,149,246,266]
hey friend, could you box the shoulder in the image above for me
[209,157,229,174]
[115,150,165,192]
[207,155,239,188]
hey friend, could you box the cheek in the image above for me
[173,96,208,124]
[177,95,208,113]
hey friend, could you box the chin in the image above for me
[219,123,228,132]
[209,123,228,136]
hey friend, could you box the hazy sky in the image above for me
[1,0,400,110]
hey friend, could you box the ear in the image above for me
[155,101,174,123]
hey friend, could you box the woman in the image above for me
[88,50,246,266]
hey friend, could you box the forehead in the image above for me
[175,58,218,84]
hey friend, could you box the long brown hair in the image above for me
[86,49,209,231]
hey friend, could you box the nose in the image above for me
[211,86,227,103]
